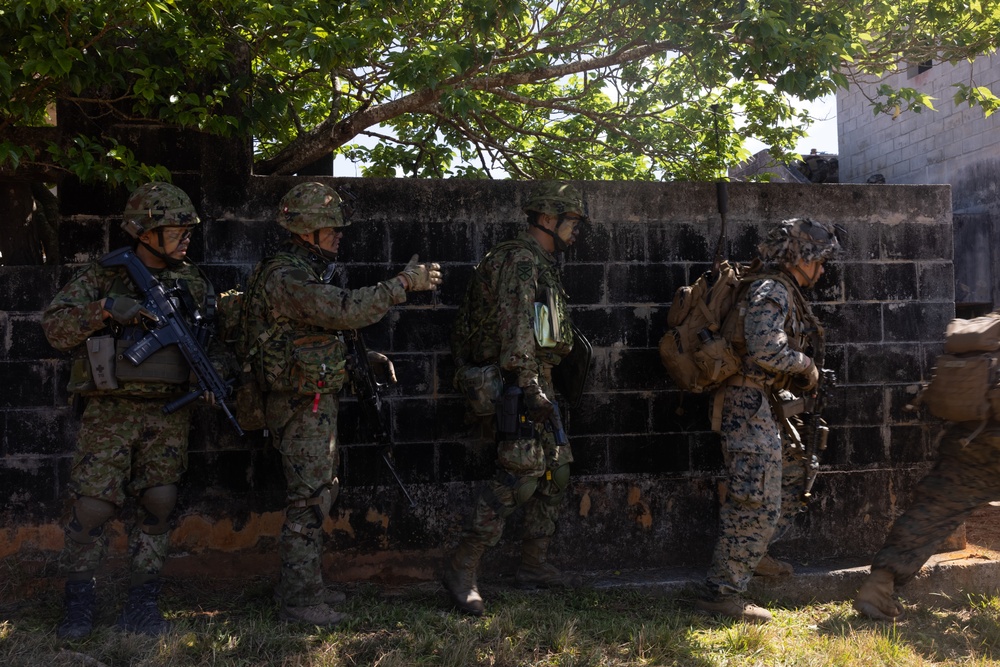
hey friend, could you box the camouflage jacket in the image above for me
[452,232,574,389]
[240,240,406,393]
[740,270,820,386]
[41,256,210,397]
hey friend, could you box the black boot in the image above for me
[116,580,170,636]
[57,578,97,640]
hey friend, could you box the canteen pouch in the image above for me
[289,334,347,394]
[86,335,118,390]
[458,364,503,416]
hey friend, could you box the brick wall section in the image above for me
[0,178,953,575]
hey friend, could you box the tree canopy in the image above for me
[2,0,998,186]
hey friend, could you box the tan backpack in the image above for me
[917,314,1000,433]
[658,260,753,393]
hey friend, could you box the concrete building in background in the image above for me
[838,53,1000,312]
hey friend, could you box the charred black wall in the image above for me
[0,177,954,576]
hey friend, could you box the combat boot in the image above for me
[273,586,347,607]
[515,537,582,589]
[695,595,773,623]
[754,554,794,577]
[57,578,97,640]
[116,580,170,636]
[853,568,904,620]
[441,539,486,616]
[280,602,348,626]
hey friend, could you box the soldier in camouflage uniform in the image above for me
[854,416,1000,619]
[442,181,588,616]
[42,182,213,639]
[696,218,841,623]
[240,182,441,627]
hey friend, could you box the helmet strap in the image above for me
[137,238,184,269]
[293,234,338,263]
[528,214,570,253]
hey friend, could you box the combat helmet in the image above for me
[758,217,841,265]
[278,182,351,234]
[523,181,589,221]
[122,182,200,238]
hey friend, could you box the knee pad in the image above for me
[66,496,116,545]
[139,484,177,536]
[288,481,337,535]
[507,474,539,506]
[543,464,571,505]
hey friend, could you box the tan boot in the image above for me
[515,537,582,589]
[754,554,794,577]
[853,568,904,620]
[442,539,486,616]
[279,602,348,626]
[695,595,773,624]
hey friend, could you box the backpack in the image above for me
[917,314,1000,435]
[657,260,754,393]
[216,287,267,431]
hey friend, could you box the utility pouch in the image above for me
[114,339,189,384]
[289,334,347,394]
[496,385,535,440]
[457,364,502,416]
[86,335,118,390]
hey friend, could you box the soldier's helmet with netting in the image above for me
[277,182,350,234]
[523,181,589,221]
[758,217,841,265]
[122,182,200,237]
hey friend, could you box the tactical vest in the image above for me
[240,244,347,394]
[68,264,205,397]
[721,268,823,387]
[452,234,574,369]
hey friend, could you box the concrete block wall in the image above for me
[0,178,954,577]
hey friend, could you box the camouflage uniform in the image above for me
[456,231,575,547]
[699,218,840,621]
[41,182,208,638]
[240,182,439,623]
[443,181,588,616]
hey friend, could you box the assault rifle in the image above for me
[342,329,416,508]
[99,247,243,435]
[800,367,835,506]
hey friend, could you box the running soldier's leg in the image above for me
[873,428,1000,587]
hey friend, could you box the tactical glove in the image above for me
[104,296,143,324]
[522,383,554,422]
[398,254,443,291]
[367,350,397,384]
[796,359,820,393]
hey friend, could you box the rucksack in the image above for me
[658,260,756,393]
[916,314,1000,437]
[216,287,267,431]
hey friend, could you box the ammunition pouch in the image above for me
[288,334,347,395]
[114,338,190,384]
[495,385,536,441]
[86,335,118,390]
[456,363,503,416]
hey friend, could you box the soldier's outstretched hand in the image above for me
[399,254,443,291]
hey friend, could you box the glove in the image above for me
[105,296,143,324]
[522,383,554,422]
[398,254,442,291]
[367,350,397,384]
[796,359,820,393]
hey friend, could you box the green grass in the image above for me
[4,571,1000,667]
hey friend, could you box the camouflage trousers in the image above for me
[60,395,189,581]
[705,386,804,598]
[267,391,339,608]
[873,424,1000,587]
[462,419,574,550]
